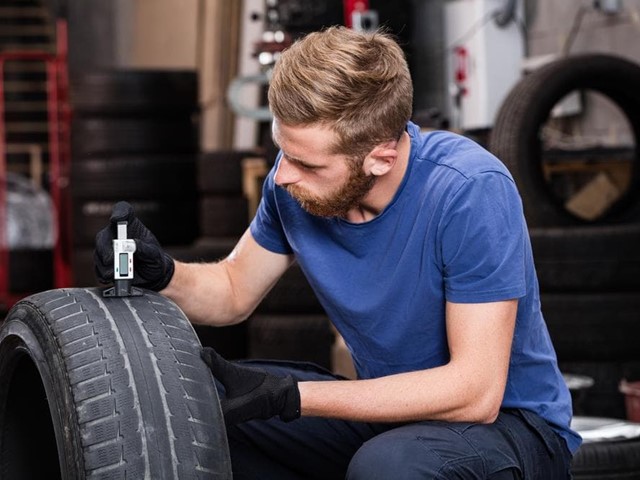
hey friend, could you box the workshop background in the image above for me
[1,0,640,424]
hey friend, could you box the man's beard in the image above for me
[285,161,376,218]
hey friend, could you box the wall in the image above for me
[525,0,640,146]
[125,0,200,69]
[526,0,640,62]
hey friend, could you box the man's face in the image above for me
[272,121,376,218]
[285,156,375,217]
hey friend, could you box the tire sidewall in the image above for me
[0,306,83,479]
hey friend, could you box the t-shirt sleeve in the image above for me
[249,163,293,255]
[439,171,527,303]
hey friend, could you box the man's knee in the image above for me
[347,433,428,479]
[346,426,484,480]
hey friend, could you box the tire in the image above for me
[531,224,640,292]
[194,323,248,361]
[70,155,197,198]
[257,264,325,314]
[0,287,231,479]
[198,151,257,195]
[9,249,53,293]
[489,54,640,227]
[71,118,199,157]
[71,70,198,115]
[571,417,640,479]
[248,314,335,370]
[199,196,249,238]
[542,293,640,362]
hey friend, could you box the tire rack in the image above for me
[0,19,72,310]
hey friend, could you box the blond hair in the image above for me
[268,26,413,157]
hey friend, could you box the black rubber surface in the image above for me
[248,314,335,370]
[531,224,640,292]
[572,435,640,479]
[199,196,250,238]
[197,151,258,195]
[70,155,197,198]
[71,70,198,115]
[542,292,640,362]
[0,287,231,479]
[8,249,53,293]
[71,117,199,157]
[257,264,325,314]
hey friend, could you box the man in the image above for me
[95,26,581,479]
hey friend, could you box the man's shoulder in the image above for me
[412,129,512,181]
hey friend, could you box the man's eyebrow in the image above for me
[278,148,324,169]
[283,153,317,168]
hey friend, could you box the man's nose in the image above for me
[274,157,299,186]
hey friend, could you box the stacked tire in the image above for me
[489,54,640,478]
[69,70,200,286]
[197,151,252,239]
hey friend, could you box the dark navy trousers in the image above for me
[222,361,573,479]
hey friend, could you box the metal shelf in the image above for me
[0,19,72,311]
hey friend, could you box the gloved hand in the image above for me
[94,201,175,291]
[201,347,301,425]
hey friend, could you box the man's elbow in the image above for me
[472,392,503,424]
[456,389,503,424]
[478,406,501,424]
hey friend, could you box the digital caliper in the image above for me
[103,221,143,297]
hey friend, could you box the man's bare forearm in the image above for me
[298,363,504,425]
[161,260,250,326]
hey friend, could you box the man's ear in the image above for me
[363,140,399,176]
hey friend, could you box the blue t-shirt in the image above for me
[250,122,582,454]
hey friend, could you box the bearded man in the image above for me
[96,26,580,479]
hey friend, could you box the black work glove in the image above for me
[94,201,175,291]
[201,347,301,426]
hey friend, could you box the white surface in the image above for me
[443,0,525,130]
[233,0,266,150]
[563,373,595,391]
[572,416,640,443]
[5,173,55,249]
